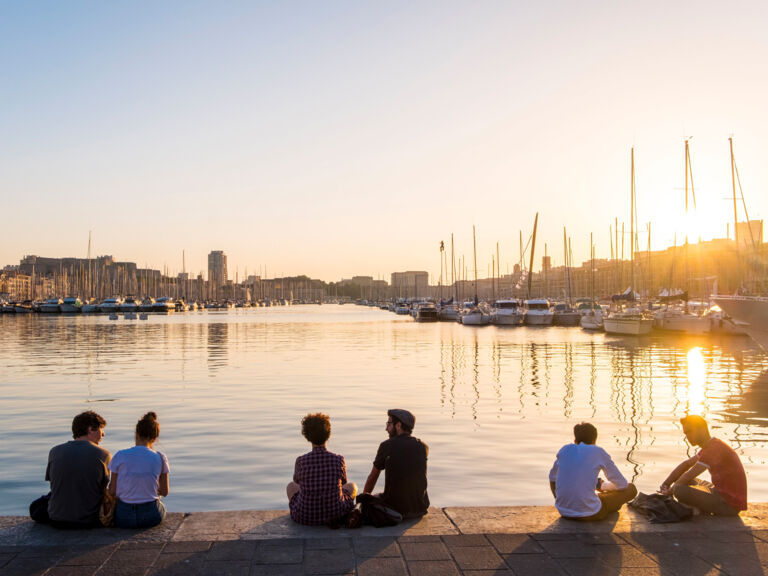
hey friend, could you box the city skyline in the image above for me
[2,2,767,280]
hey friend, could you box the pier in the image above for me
[2,504,768,574]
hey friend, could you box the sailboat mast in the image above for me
[630,147,635,292]
[472,225,478,303]
[730,137,739,246]
[528,213,538,299]
[451,234,457,302]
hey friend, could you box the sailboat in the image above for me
[580,234,604,330]
[461,226,491,326]
[604,148,654,336]
[654,139,712,334]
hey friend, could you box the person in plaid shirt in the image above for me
[287,413,357,526]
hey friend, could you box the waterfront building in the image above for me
[391,271,429,299]
[208,250,228,300]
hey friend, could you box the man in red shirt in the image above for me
[659,415,747,516]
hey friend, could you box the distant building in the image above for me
[735,220,763,249]
[208,250,228,299]
[391,271,429,298]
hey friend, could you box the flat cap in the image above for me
[388,409,415,431]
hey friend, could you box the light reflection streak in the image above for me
[686,347,706,416]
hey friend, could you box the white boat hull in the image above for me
[491,312,524,326]
[714,296,768,351]
[524,312,554,326]
[654,312,711,334]
[604,316,653,335]
[580,313,604,331]
[461,312,490,326]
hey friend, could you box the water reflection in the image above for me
[2,311,768,514]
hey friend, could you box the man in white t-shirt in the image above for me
[549,422,637,520]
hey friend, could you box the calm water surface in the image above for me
[1,305,767,515]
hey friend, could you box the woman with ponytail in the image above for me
[108,412,170,528]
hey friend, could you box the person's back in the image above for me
[376,425,429,518]
[43,411,110,527]
[549,422,636,521]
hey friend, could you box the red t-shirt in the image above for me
[696,437,747,511]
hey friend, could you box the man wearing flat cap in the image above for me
[362,409,429,518]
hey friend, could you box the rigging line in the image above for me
[734,161,758,252]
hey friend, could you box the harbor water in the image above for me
[1,305,767,515]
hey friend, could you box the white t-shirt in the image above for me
[548,443,628,517]
[109,446,170,504]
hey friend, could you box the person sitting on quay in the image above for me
[362,409,430,519]
[549,422,637,521]
[30,411,111,528]
[108,412,170,528]
[659,414,747,516]
[287,413,357,526]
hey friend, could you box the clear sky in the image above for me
[2,1,766,282]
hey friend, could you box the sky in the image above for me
[2,1,767,283]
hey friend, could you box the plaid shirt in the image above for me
[289,446,354,525]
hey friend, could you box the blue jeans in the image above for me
[114,499,166,528]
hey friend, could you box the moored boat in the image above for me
[39,298,63,313]
[119,296,140,313]
[552,302,581,326]
[524,299,553,326]
[713,295,768,351]
[152,297,175,313]
[491,299,524,326]
[414,303,439,322]
[603,307,653,335]
[60,296,83,313]
[99,297,123,313]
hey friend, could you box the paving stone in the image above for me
[553,557,615,576]
[708,531,763,543]
[398,535,443,543]
[161,541,212,553]
[595,545,658,567]
[461,571,512,576]
[504,554,569,576]
[647,552,722,576]
[352,536,400,557]
[617,568,664,576]
[530,532,579,541]
[59,545,118,566]
[303,548,355,574]
[253,542,303,564]
[94,563,149,576]
[18,545,69,558]
[1,556,54,576]
[305,537,352,550]
[405,560,461,576]
[618,533,687,553]
[578,533,626,546]
[356,556,408,576]
[486,534,544,554]
[249,566,305,576]
[107,546,163,566]
[709,557,768,576]
[147,551,206,576]
[199,560,251,576]
[0,552,17,567]
[441,534,489,547]
[48,567,100,576]
[399,541,451,561]
[538,540,599,558]
[206,540,257,561]
[450,546,506,570]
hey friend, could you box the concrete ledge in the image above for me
[3,504,768,547]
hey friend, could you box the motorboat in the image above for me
[14,300,35,314]
[152,297,175,313]
[653,305,711,334]
[138,297,155,312]
[175,299,189,312]
[60,296,83,313]
[552,302,581,326]
[438,303,460,322]
[99,297,123,314]
[81,299,100,313]
[461,303,491,326]
[713,295,768,351]
[414,303,439,322]
[39,298,63,313]
[491,299,524,326]
[524,299,554,326]
[119,296,141,313]
[603,307,653,335]
[580,308,604,331]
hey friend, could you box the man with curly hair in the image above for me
[287,413,357,526]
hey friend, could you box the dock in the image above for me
[2,504,768,574]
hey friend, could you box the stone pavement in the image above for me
[2,504,768,575]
